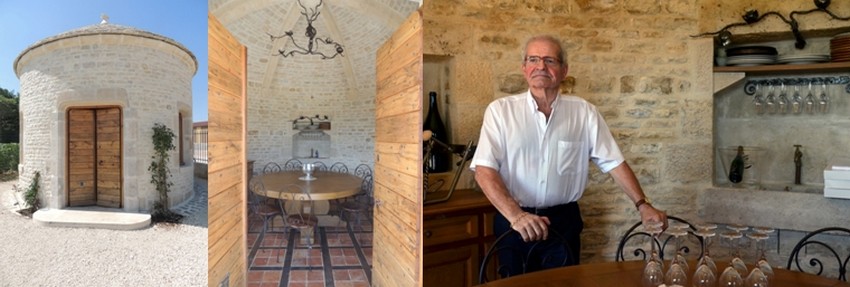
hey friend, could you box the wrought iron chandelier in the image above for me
[268,0,344,59]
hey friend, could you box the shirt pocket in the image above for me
[557,141,582,175]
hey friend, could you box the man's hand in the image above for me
[510,212,551,242]
[639,204,668,231]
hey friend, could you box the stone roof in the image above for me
[15,23,197,73]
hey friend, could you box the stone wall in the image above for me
[422,0,850,263]
[15,25,196,212]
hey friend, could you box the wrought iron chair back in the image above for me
[329,162,348,173]
[262,162,282,174]
[354,164,372,178]
[615,216,703,262]
[339,174,373,230]
[479,229,576,284]
[786,227,850,281]
[283,158,303,171]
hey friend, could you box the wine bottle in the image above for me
[423,91,451,173]
[728,146,745,183]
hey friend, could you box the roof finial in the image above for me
[100,13,109,24]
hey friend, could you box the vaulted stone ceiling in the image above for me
[210,0,420,100]
[209,0,420,165]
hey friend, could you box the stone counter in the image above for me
[698,187,850,231]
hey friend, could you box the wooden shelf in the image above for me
[714,61,850,75]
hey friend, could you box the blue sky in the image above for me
[0,0,208,122]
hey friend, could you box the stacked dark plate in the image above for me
[725,46,777,66]
[831,32,850,62]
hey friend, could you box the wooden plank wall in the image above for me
[207,13,248,287]
[373,10,424,287]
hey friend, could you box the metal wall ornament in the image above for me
[268,0,344,59]
[692,0,850,49]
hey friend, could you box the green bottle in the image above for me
[728,146,745,183]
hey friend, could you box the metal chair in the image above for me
[248,179,282,234]
[283,158,303,171]
[354,164,372,179]
[329,162,348,173]
[339,174,373,230]
[262,162,282,174]
[277,183,319,267]
[615,216,703,262]
[479,229,576,284]
[786,227,850,281]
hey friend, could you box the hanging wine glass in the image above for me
[765,85,777,114]
[753,84,764,115]
[694,226,717,275]
[791,84,803,114]
[819,82,829,114]
[804,82,815,114]
[668,222,691,272]
[777,82,788,114]
[666,227,689,287]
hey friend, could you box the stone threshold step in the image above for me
[33,207,151,230]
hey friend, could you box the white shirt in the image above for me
[470,91,624,208]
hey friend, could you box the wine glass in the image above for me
[753,84,764,115]
[666,227,689,287]
[642,221,664,287]
[643,221,665,287]
[719,231,744,287]
[804,82,815,114]
[765,85,777,114]
[791,84,803,114]
[777,83,788,114]
[819,82,829,114]
[693,227,717,287]
[726,225,749,276]
[745,232,770,286]
[751,227,775,280]
[301,163,315,180]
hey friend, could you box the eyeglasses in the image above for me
[524,56,561,67]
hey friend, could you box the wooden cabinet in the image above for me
[424,189,497,287]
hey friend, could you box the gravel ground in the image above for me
[0,177,207,286]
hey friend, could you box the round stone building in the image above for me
[14,19,197,212]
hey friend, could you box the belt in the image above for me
[520,202,577,216]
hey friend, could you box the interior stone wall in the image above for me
[423,0,850,263]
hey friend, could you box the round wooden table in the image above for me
[476,260,850,287]
[255,171,363,201]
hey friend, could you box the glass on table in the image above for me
[747,231,774,281]
[665,227,689,287]
[718,231,744,287]
[642,221,665,287]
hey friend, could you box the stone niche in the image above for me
[701,29,850,231]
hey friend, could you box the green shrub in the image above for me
[0,143,19,173]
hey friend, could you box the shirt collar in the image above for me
[525,90,560,112]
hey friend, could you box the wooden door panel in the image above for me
[96,107,122,208]
[208,13,248,287]
[373,10,423,287]
[68,109,96,206]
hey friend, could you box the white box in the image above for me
[825,179,850,190]
[824,187,850,199]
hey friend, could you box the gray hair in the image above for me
[522,35,568,67]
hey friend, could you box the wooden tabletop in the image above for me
[476,260,850,287]
[255,171,363,201]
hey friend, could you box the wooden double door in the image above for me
[67,107,122,208]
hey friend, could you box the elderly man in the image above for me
[470,35,667,276]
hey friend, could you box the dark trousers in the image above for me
[493,202,583,278]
